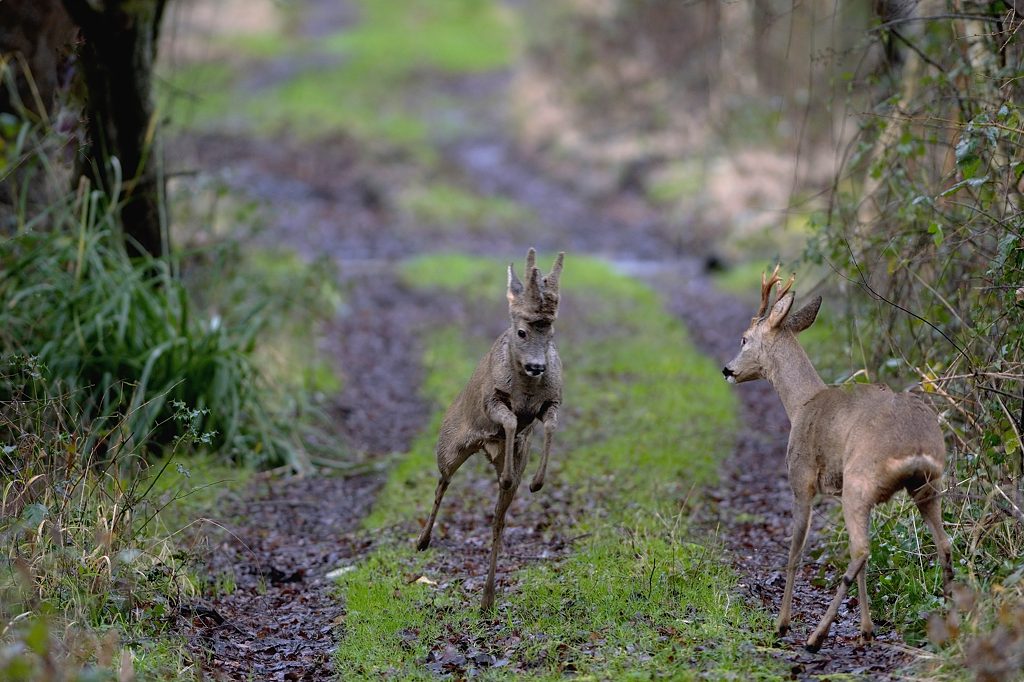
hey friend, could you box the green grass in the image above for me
[334,253,784,678]
[162,0,518,149]
[646,160,707,206]
[399,182,535,233]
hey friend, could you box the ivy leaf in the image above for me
[955,131,982,178]
[959,154,982,179]
[21,503,48,527]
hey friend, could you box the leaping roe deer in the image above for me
[416,248,564,612]
[722,267,953,652]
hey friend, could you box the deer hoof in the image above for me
[859,629,874,645]
[480,592,495,612]
[499,475,513,490]
[804,637,823,653]
[529,479,543,493]
[415,535,431,551]
[775,623,789,638]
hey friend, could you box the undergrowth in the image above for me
[802,4,1024,677]
[0,65,331,677]
[0,355,245,679]
[334,254,783,679]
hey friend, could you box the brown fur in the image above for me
[416,248,564,611]
[723,273,953,652]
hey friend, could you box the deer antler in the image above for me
[756,265,796,319]
[777,272,795,300]
[757,264,782,318]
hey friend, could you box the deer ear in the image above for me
[784,296,821,334]
[507,263,524,304]
[766,291,795,329]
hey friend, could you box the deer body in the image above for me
[416,249,564,612]
[723,268,952,652]
[437,330,560,469]
[790,384,945,500]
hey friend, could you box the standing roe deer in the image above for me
[416,248,564,611]
[722,267,953,652]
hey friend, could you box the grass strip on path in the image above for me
[334,254,784,679]
[163,0,517,150]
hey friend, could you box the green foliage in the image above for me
[0,191,297,467]
[805,3,1024,667]
[336,254,781,678]
[0,356,247,678]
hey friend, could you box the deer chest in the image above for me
[508,405,540,435]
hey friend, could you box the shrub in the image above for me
[0,186,298,467]
[806,3,1024,670]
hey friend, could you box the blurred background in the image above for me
[1,0,1022,678]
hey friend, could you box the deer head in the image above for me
[722,265,820,384]
[507,248,564,379]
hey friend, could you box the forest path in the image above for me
[170,1,916,678]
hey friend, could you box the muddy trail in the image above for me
[178,269,435,680]
[176,149,916,679]
[172,9,920,682]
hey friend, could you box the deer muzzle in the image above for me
[722,365,737,383]
[524,362,546,377]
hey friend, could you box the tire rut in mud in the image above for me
[182,269,438,681]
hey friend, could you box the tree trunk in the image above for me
[61,0,168,260]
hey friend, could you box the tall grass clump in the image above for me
[1,60,319,676]
[0,354,215,679]
[1,100,304,469]
[807,4,1023,676]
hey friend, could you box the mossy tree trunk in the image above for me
[60,0,168,259]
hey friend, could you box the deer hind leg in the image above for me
[912,479,953,597]
[481,484,517,612]
[481,438,529,611]
[806,500,872,652]
[416,443,472,551]
[777,497,813,638]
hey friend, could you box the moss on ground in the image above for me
[162,0,518,149]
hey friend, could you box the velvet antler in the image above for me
[755,265,795,321]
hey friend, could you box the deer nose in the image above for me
[722,366,735,378]
[525,363,546,377]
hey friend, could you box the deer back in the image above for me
[789,383,945,500]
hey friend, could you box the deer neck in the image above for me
[764,334,826,421]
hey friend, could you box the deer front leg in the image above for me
[777,498,813,638]
[530,405,558,493]
[487,401,518,490]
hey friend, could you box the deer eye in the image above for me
[741,337,747,346]
[517,329,527,339]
